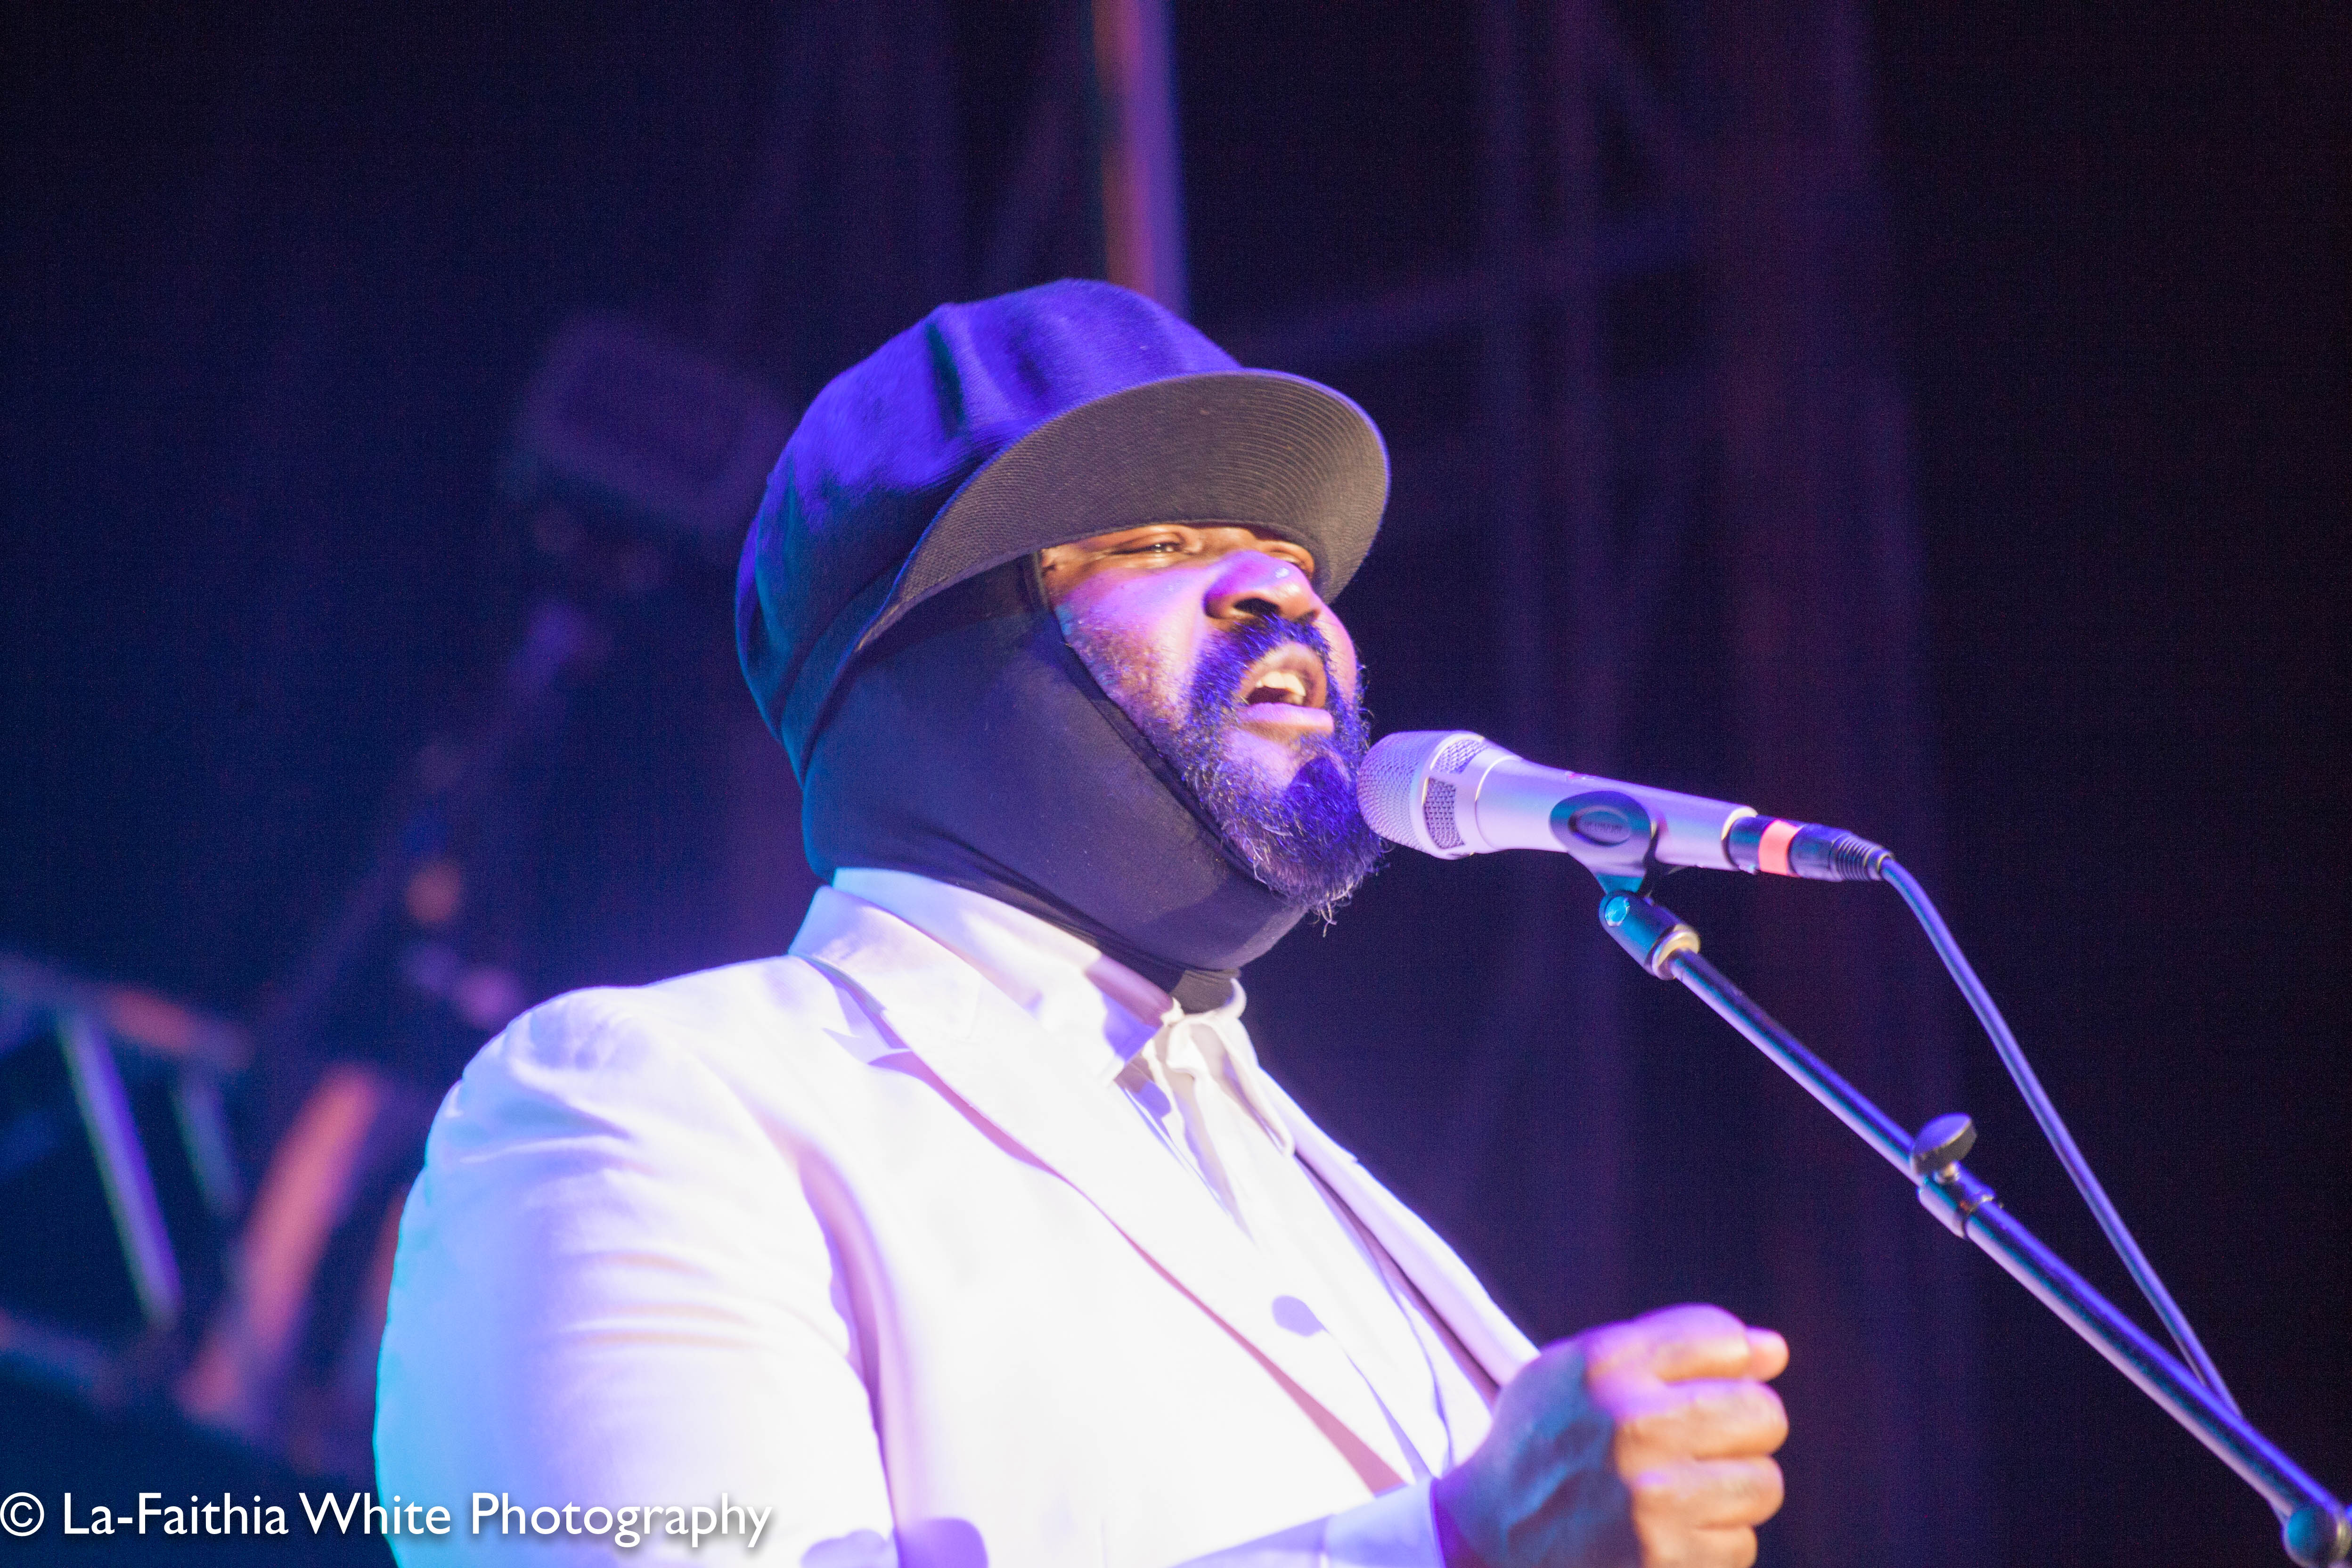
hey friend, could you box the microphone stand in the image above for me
[1593,888,2351,1568]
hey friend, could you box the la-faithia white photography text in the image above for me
[24,1490,773,1548]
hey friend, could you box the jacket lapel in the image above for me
[1258,1076,1542,1388]
[792,892,1415,1493]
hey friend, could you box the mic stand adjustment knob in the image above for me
[1909,1112,1977,1180]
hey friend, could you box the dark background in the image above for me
[3,1,2344,1563]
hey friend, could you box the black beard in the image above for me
[1075,615,1384,920]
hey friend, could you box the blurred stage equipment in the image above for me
[176,315,793,1476]
[1360,734,2352,1567]
[708,0,1174,378]
[0,394,660,1487]
[253,312,795,1077]
[503,313,795,555]
[1089,0,1186,314]
[11,0,1121,1496]
[156,589,607,1477]
[247,594,610,1075]
[0,955,247,1400]
[178,1064,433,1478]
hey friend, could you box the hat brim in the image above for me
[855,370,1388,656]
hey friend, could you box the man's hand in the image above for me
[1431,1305,1790,1568]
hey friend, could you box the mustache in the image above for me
[1187,616,1348,719]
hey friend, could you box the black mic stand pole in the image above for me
[1593,888,2351,1568]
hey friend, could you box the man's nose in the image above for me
[1204,551,1323,625]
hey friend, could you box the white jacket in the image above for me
[375,886,1539,1565]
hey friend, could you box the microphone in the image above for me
[1356,730,1888,883]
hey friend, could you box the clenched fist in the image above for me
[1432,1305,1790,1568]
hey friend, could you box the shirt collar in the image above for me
[827,869,1294,1153]
[830,868,1171,1084]
[1135,1006,1298,1158]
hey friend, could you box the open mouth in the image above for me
[1236,645,1330,714]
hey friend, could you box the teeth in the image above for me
[1251,671,1308,705]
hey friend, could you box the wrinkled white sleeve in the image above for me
[374,992,1445,1567]
[375,993,896,1563]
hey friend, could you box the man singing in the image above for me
[375,280,1789,1566]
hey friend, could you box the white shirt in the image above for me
[835,870,1496,1547]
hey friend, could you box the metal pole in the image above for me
[1091,0,1187,314]
[60,1013,182,1331]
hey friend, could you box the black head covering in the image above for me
[735,281,1389,1000]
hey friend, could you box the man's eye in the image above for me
[1117,539,1184,556]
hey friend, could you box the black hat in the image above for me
[735,278,1389,775]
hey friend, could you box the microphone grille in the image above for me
[1432,734,1485,775]
[1358,730,1486,854]
[1424,780,1464,849]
